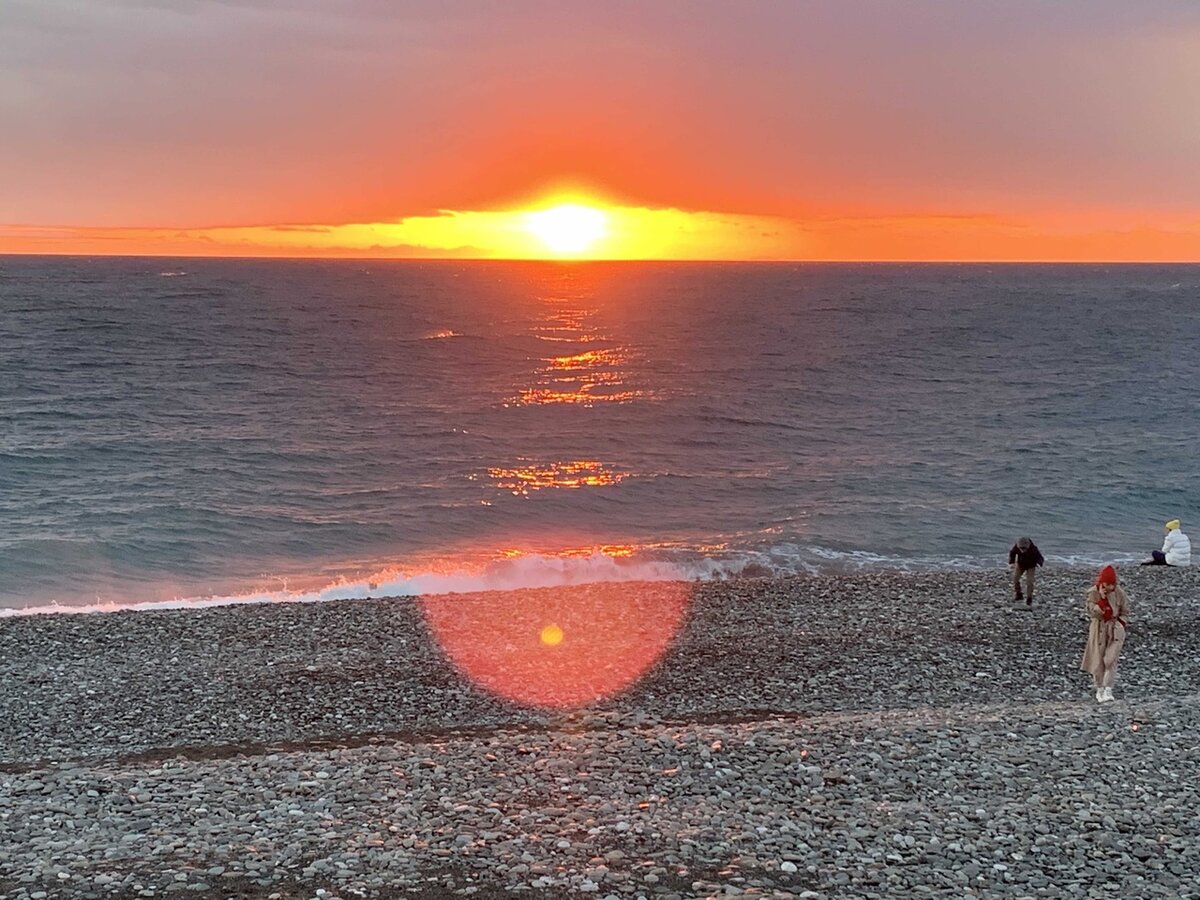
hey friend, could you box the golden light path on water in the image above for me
[481,288,638,494]
[505,294,648,408]
[487,460,626,496]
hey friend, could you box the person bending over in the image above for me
[1008,536,1044,607]
[1141,519,1191,567]
[1081,564,1129,703]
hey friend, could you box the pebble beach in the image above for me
[3,567,1200,899]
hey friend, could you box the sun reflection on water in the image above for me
[488,460,628,496]
[505,295,649,407]
[495,544,638,559]
[545,348,625,371]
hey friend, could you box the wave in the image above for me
[0,543,1147,618]
[0,551,697,618]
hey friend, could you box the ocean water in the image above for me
[1,257,1197,614]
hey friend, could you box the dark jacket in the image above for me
[1009,542,1045,570]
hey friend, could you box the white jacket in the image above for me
[1162,528,1192,566]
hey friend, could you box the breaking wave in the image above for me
[0,543,1142,618]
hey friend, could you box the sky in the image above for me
[2,0,1200,260]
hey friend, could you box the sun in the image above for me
[523,203,608,255]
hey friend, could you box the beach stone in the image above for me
[3,569,1200,895]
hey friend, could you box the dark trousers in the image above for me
[1141,550,1169,566]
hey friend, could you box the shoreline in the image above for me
[3,569,1200,896]
[0,552,1154,620]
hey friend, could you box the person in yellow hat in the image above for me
[1140,519,1191,567]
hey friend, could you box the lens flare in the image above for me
[420,581,691,708]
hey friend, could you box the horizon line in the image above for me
[4,251,1200,265]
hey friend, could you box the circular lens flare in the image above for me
[420,582,691,708]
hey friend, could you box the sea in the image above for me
[1,257,1197,614]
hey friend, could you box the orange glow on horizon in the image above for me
[4,193,1200,261]
[5,6,1200,264]
[0,192,809,261]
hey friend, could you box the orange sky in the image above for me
[2,1,1200,260]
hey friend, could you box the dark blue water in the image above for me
[2,258,1198,612]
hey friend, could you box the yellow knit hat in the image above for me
[1166,519,1181,531]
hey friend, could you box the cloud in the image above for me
[3,2,1200,230]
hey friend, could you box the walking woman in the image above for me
[1081,564,1129,703]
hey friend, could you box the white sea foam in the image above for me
[0,552,694,618]
[0,544,1147,618]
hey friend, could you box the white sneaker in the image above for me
[1102,687,1115,702]
[1095,688,1105,702]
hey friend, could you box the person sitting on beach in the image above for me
[1140,519,1191,567]
[1081,564,1129,703]
[1008,536,1044,607]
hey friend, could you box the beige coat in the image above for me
[1080,585,1129,677]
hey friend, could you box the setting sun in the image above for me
[523,203,608,255]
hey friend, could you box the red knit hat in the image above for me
[1096,564,1117,587]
